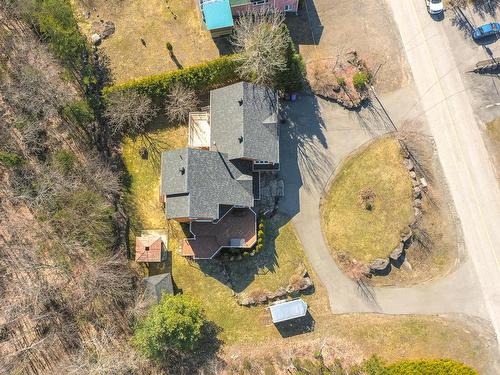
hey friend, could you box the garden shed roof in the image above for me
[269,299,308,324]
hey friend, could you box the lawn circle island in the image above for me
[320,136,419,279]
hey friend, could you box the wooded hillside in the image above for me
[0,4,150,374]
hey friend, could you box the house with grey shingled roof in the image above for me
[159,82,279,258]
[160,81,279,223]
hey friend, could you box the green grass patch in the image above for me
[321,137,414,264]
[228,214,306,294]
[122,125,319,343]
[0,151,23,167]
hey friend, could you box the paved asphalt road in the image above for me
[389,0,500,352]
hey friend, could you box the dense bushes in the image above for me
[291,355,478,375]
[0,151,23,167]
[353,70,370,90]
[104,55,242,99]
[256,217,265,253]
[385,359,478,375]
[274,25,305,93]
[132,294,207,361]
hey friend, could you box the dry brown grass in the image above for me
[222,313,497,375]
[73,0,222,83]
[486,118,500,179]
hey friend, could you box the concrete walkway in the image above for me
[279,93,487,319]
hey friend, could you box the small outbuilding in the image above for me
[135,235,167,263]
[143,273,174,302]
[269,299,308,324]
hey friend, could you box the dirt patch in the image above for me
[306,51,370,109]
[291,0,410,93]
[73,0,222,83]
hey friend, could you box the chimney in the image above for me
[179,167,185,175]
[238,99,243,106]
[238,136,243,143]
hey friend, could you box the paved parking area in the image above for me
[289,0,411,93]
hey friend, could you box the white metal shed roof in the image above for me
[269,299,308,323]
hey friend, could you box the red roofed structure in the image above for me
[135,235,166,263]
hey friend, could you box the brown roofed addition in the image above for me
[135,236,164,263]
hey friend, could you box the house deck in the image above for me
[181,207,257,259]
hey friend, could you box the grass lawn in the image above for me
[73,0,223,83]
[225,313,494,374]
[123,126,495,371]
[321,137,414,264]
[122,125,326,344]
[227,214,307,295]
[486,118,500,177]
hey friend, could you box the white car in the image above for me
[426,0,444,15]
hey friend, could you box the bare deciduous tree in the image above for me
[164,82,199,124]
[104,89,157,135]
[231,8,288,85]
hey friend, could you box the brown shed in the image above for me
[135,235,165,263]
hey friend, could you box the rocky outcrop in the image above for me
[236,274,313,307]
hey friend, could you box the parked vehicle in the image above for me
[473,22,500,41]
[426,0,444,15]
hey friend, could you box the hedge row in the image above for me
[103,55,242,99]
[385,359,478,375]
[103,25,305,99]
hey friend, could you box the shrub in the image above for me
[255,243,264,253]
[0,151,23,168]
[259,222,265,231]
[104,55,242,100]
[53,149,77,174]
[353,71,370,90]
[35,0,88,68]
[62,100,95,127]
[258,229,264,238]
[336,77,346,86]
[274,25,305,93]
[385,359,478,375]
[132,294,206,361]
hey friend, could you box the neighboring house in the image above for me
[160,82,279,259]
[135,235,168,263]
[200,0,299,36]
[143,273,174,302]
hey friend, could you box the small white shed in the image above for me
[269,299,308,324]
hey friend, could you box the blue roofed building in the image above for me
[200,0,234,36]
[199,0,299,37]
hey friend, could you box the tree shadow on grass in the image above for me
[196,214,292,293]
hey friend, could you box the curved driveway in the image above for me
[279,93,488,320]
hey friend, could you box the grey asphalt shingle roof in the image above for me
[143,273,174,302]
[210,82,279,163]
[161,148,254,220]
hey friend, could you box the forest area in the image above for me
[0,1,153,374]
